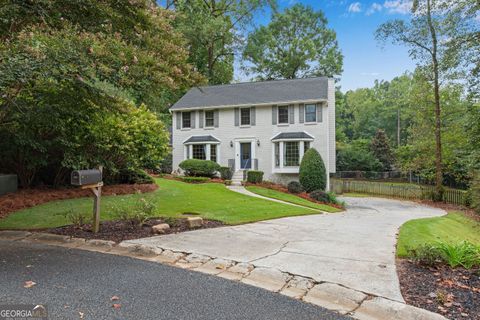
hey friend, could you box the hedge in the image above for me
[179,159,220,177]
[287,181,303,194]
[180,176,210,183]
[247,170,264,184]
[219,166,233,180]
[299,148,326,192]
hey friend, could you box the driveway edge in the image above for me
[0,231,448,320]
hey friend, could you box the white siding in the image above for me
[172,94,335,186]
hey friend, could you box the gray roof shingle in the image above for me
[271,132,314,141]
[171,77,329,110]
[184,135,220,144]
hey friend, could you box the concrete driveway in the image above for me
[126,196,446,302]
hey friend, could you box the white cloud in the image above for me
[348,2,362,13]
[366,2,383,15]
[383,0,412,14]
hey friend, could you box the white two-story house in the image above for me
[170,77,336,188]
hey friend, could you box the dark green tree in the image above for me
[371,129,395,171]
[299,148,327,192]
[242,3,343,79]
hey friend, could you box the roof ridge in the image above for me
[194,76,330,90]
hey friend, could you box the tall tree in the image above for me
[371,129,395,171]
[375,0,465,199]
[165,0,275,84]
[242,3,343,80]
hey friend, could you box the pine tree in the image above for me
[371,129,395,171]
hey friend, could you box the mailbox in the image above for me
[71,169,102,186]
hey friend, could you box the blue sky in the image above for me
[236,0,417,92]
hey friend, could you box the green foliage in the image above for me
[408,242,480,269]
[0,0,201,187]
[180,176,210,184]
[242,3,342,79]
[64,210,90,229]
[219,167,233,180]
[287,181,303,194]
[179,159,220,177]
[470,171,480,214]
[371,129,395,171]
[247,171,264,184]
[308,190,329,203]
[299,148,326,192]
[336,141,383,172]
[118,168,155,185]
[114,198,156,227]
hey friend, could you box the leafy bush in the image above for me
[299,148,327,192]
[470,171,480,214]
[407,241,480,269]
[180,176,210,183]
[219,166,233,180]
[179,159,220,177]
[287,181,303,194]
[336,140,383,172]
[114,198,156,227]
[309,190,329,202]
[247,171,264,184]
[119,168,154,184]
[64,210,90,229]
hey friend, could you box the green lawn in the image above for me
[397,211,480,257]
[245,186,342,213]
[0,178,319,229]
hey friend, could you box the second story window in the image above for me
[240,108,250,126]
[278,106,289,124]
[305,104,317,122]
[205,111,214,127]
[182,112,191,128]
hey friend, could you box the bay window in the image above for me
[192,144,206,160]
[284,142,300,167]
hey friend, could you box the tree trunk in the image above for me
[397,108,401,146]
[427,0,443,200]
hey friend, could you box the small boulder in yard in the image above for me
[152,223,170,234]
[187,217,203,229]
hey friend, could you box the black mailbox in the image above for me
[71,169,102,186]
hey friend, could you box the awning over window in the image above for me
[271,132,314,141]
[183,135,220,144]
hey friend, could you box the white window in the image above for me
[274,142,280,167]
[210,144,217,162]
[192,144,206,160]
[284,142,300,167]
[240,108,250,126]
[305,104,316,123]
[182,112,191,128]
[278,106,289,124]
[205,111,214,127]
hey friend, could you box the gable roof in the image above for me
[171,77,329,110]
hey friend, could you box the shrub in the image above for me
[114,198,156,227]
[64,210,89,229]
[407,241,480,269]
[179,159,220,177]
[309,190,329,203]
[180,176,209,183]
[247,171,264,184]
[119,168,154,184]
[299,148,326,192]
[287,181,303,194]
[219,166,233,180]
[407,244,444,267]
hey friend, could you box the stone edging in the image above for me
[0,231,447,320]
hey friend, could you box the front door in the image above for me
[240,142,251,169]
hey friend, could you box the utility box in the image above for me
[0,174,18,196]
[71,169,102,186]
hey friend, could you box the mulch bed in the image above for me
[47,217,225,243]
[398,259,480,319]
[0,183,158,219]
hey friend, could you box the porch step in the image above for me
[231,170,244,186]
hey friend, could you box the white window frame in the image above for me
[304,104,317,123]
[271,139,313,173]
[204,110,214,128]
[277,105,289,124]
[182,111,191,129]
[184,142,220,163]
[240,107,251,126]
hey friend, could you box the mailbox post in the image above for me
[71,167,103,233]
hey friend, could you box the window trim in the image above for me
[182,111,191,129]
[277,105,289,124]
[204,110,215,128]
[240,107,251,126]
[283,141,300,167]
[304,104,317,123]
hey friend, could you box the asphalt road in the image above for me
[0,240,350,320]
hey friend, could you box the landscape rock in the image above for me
[280,276,315,299]
[153,250,185,264]
[152,223,170,234]
[186,217,203,228]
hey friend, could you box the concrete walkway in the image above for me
[227,185,319,210]
[126,196,446,303]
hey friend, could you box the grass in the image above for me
[0,178,319,229]
[397,211,480,257]
[245,186,342,213]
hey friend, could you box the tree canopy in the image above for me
[242,3,343,80]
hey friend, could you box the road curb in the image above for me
[0,231,448,320]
